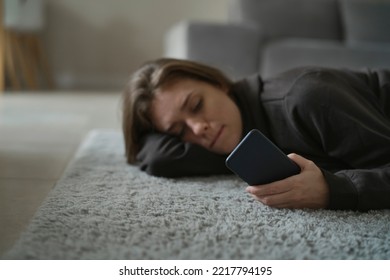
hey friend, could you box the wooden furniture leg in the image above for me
[35,35,55,89]
[19,34,39,90]
[29,34,54,89]
[4,31,21,90]
[0,28,4,92]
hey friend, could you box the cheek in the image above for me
[226,103,243,147]
[150,99,174,132]
[227,124,242,149]
[214,99,243,153]
[225,100,242,128]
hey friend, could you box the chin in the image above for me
[210,132,241,154]
[222,139,240,154]
[210,144,231,155]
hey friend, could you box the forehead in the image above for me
[158,77,200,94]
[150,78,196,130]
[153,78,197,108]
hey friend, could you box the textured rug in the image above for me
[3,130,390,259]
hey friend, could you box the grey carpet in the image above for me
[3,130,390,259]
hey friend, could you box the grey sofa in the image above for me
[164,0,390,80]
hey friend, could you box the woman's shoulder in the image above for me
[260,66,334,102]
[246,66,370,111]
[282,66,373,116]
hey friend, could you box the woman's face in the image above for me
[150,78,243,154]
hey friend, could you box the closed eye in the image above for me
[192,98,203,113]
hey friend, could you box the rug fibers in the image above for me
[3,130,390,259]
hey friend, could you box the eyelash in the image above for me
[192,99,203,113]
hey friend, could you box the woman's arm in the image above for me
[319,69,390,210]
[323,165,390,211]
[293,69,390,210]
[248,68,390,211]
[136,133,231,177]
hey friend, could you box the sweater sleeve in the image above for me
[324,166,390,211]
[136,133,231,177]
[290,69,390,211]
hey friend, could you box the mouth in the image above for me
[210,126,224,149]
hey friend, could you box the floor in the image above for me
[0,91,121,257]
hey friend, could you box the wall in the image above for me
[44,0,229,90]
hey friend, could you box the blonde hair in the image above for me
[122,58,233,163]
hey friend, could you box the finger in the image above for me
[246,178,293,196]
[255,191,299,209]
[249,192,286,208]
[269,193,296,208]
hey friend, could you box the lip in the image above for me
[210,126,224,149]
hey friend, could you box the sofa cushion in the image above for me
[228,0,342,41]
[261,38,390,78]
[341,0,390,45]
[165,21,263,80]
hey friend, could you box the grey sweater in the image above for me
[135,67,390,211]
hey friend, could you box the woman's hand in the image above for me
[246,153,329,209]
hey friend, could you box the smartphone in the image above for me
[225,129,300,185]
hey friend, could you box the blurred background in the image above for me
[1,0,229,91]
[1,0,390,258]
[0,0,232,256]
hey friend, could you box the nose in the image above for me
[187,118,208,136]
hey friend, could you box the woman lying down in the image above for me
[122,58,390,211]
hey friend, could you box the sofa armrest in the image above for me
[164,21,263,80]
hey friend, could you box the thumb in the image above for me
[287,153,309,169]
